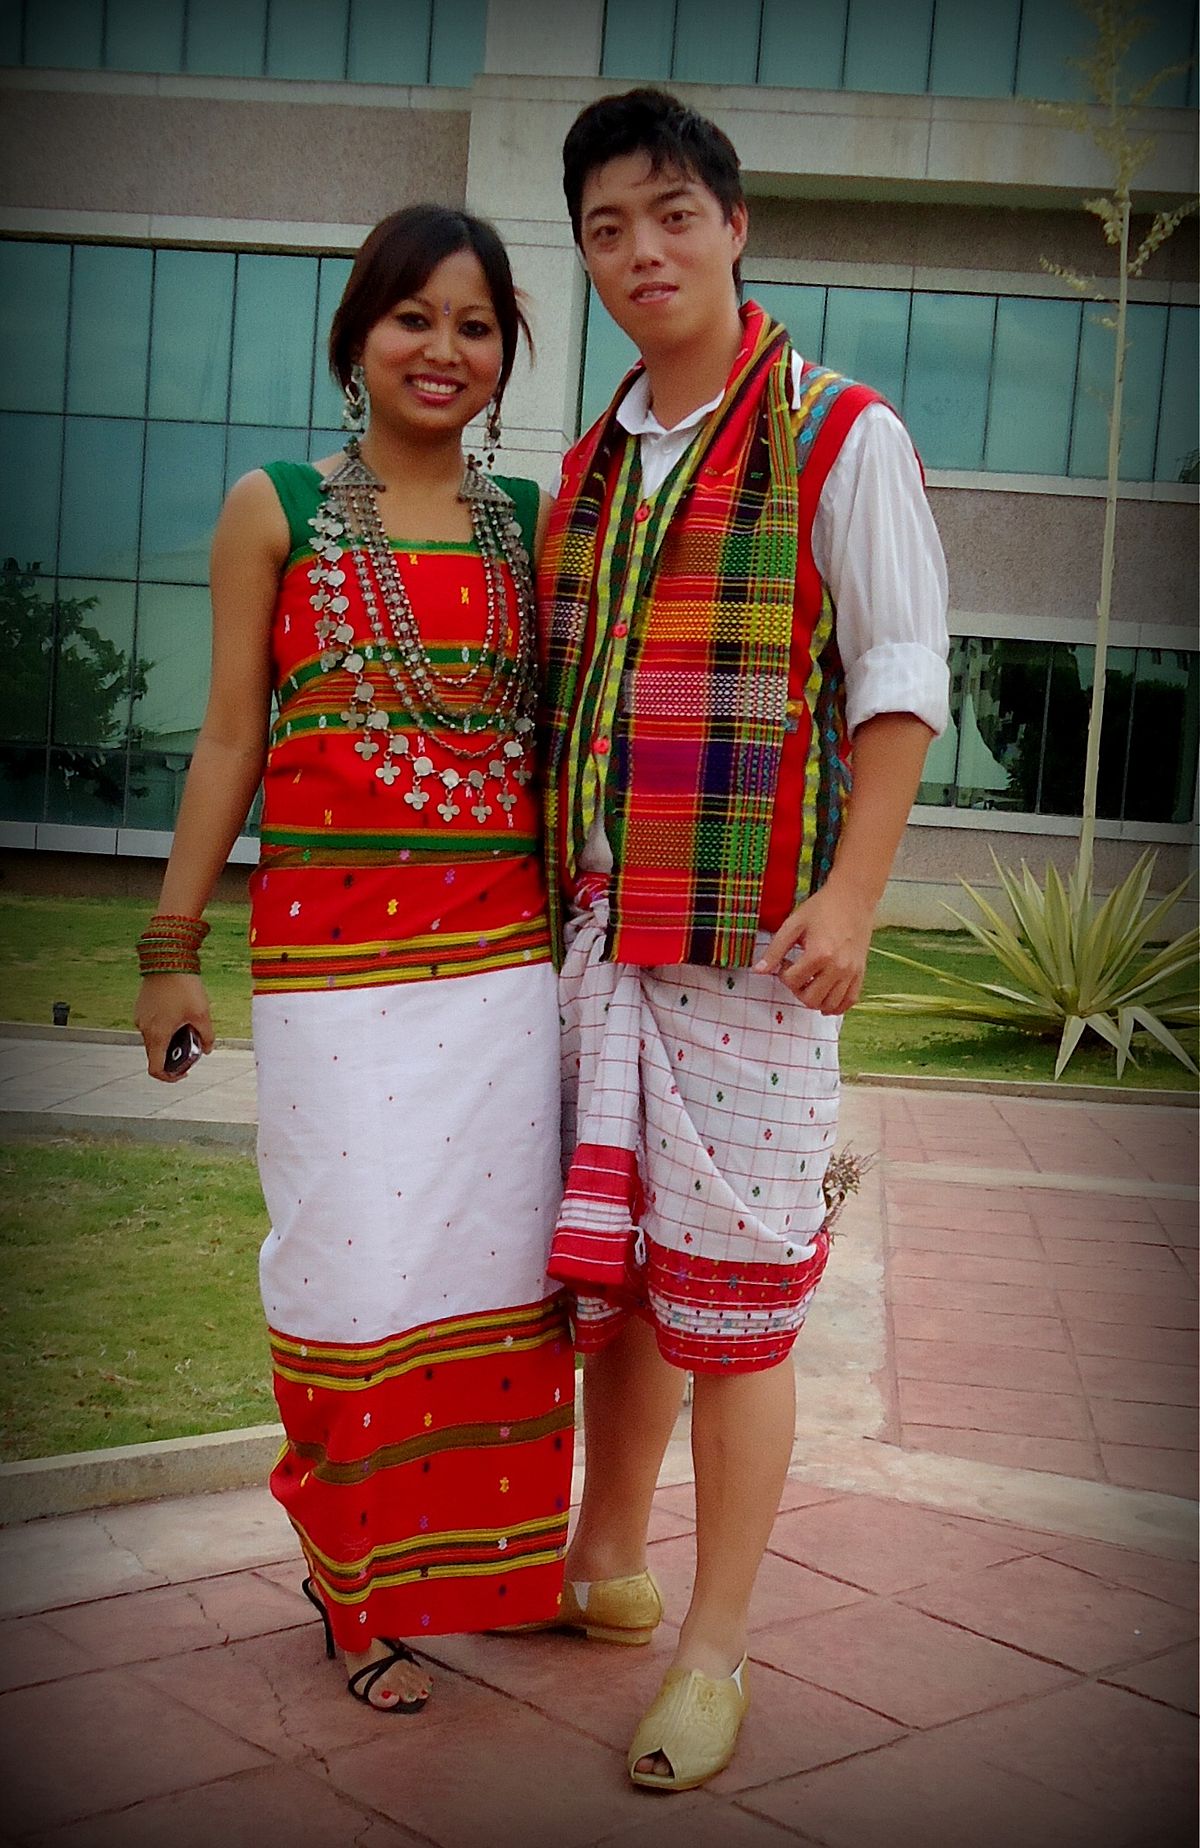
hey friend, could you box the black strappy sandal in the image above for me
[301,1576,430,1714]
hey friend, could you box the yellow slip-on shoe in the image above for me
[496,1570,663,1644]
[627,1656,749,1791]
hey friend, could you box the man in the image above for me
[536,88,949,1790]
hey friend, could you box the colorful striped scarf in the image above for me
[539,303,805,967]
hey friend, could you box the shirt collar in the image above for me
[614,369,725,440]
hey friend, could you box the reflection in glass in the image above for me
[132,583,211,753]
[0,746,47,824]
[953,638,1051,813]
[123,748,196,831]
[59,419,145,579]
[67,245,153,417]
[267,0,349,79]
[905,293,995,470]
[601,0,674,78]
[0,413,64,576]
[1070,302,1168,480]
[0,562,55,745]
[348,0,432,83]
[149,249,236,423]
[0,242,71,414]
[23,0,103,67]
[844,0,934,94]
[985,297,1079,476]
[50,579,139,747]
[230,254,320,428]
[105,0,186,72]
[673,0,758,84]
[929,0,1020,98]
[821,289,909,406]
[184,0,268,75]
[311,256,355,432]
[46,747,126,826]
[428,0,487,86]
[758,0,847,90]
[1155,307,1199,484]
[1126,649,1199,825]
[140,422,225,583]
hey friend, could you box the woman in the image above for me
[135,206,574,1714]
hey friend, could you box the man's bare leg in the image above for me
[566,1315,687,1580]
[634,1356,795,1775]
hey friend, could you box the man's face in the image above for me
[577,151,747,353]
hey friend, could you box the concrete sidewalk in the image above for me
[0,1035,1196,1844]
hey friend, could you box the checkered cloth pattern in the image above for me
[549,877,838,1374]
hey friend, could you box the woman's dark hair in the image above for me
[329,204,532,402]
[563,88,745,286]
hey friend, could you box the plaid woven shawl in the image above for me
[540,303,811,967]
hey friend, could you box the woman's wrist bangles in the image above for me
[136,914,210,977]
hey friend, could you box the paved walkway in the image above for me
[0,1035,1196,1845]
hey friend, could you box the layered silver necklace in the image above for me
[306,438,536,825]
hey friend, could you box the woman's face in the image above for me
[359,248,505,440]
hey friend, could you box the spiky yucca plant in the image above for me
[863,851,1198,1081]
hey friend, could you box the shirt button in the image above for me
[634,502,650,522]
[612,621,628,638]
[593,737,610,757]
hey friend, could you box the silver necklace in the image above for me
[306,439,536,826]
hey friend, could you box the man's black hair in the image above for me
[563,87,745,287]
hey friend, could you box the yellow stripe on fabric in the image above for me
[271,1297,561,1365]
[288,1406,575,1485]
[272,1326,567,1391]
[567,442,637,857]
[255,917,543,960]
[296,1511,566,1577]
[252,945,549,993]
[306,1550,566,1603]
[794,587,837,902]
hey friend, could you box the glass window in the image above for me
[1070,302,1169,481]
[1118,0,1195,109]
[58,418,145,580]
[50,579,136,748]
[132,583,211,752]
[348,0,432,84]
[229,254,319,428]
[311,255,355,431]
[0,746,48,823]
[184,0,267,75]
[0,414,64,575]
[821,287,908,406]
[139,422,225,584]
[0,3,21,63]
[578,287,641,433]
[673,0,758,85]
[0,242,71,414]
[124,747,196,830]
[984,296,1079,476]
[602,0,675,79]
[0,561,55,746]
[224,424,311,490]
[148,249,236,424]
[45,749,126,825]
[1094,644,1137,822]
[1155,306,1199,485]
[1013,0,1088,102]
[750,282,827,363]
[104,0,186,71]
[928,0,1020,98]
[758,0,847,90]
[1125,648,1199,825]
[67,245,153,418]
[954,637,1051,813]
[843,0,933,94]
[266,0,349,79]
[23,0,103,67]
[427,0,486,86]
[904,292,994,469]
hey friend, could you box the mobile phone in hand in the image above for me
[164,1023,203,1078]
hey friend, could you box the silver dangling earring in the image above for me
[484,397,502,471]
[342,361,368,436]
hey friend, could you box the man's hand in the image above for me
[753,879,874,1014]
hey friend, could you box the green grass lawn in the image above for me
[0,1135,274,1461]
[0,893,1194,1090]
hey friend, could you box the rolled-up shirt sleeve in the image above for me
[811,401,950,736]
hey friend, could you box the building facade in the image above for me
[0,0,1196,919]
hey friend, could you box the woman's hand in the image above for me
[135,973,215,1082]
